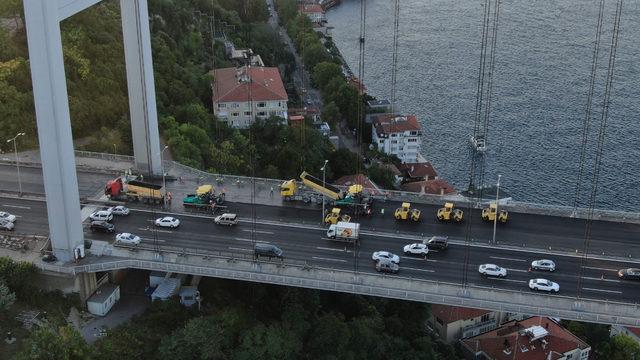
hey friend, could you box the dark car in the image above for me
[424,236,448,250]
[618,268,640,280]
[41,254,57,263]
[254,243,283,259]
[90,221,115,233]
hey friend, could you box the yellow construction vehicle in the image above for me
[325,208,351,225]
[436,202,463,223]
[394,202,421,222]
[481,202,508,223]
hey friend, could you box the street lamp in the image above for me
[113,144,117,158]
[6,132,25,196]
[160,145,169,207]
[321,159,328,224]
[492,174,502,244]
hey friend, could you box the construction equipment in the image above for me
[394,202,421,222]
[481,202,508,223]
[436,202,464,223]
[105,175,165,204]
[325,208,351,225]
[183,185,225,208]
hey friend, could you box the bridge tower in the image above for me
[23,0,162,261]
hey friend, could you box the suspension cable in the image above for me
[390,0,400,115]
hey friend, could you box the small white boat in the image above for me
[470,134,487,153]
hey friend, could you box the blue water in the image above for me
[327,0,640,211]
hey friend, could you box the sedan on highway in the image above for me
[372,251,400,264]
[403,243,429,256]
[531,259,556,272]
[0,219,14,231]
[155,216,180,228]
[528,278,559,292]
[618,268,640,281]
[0,211,16,223]
[478,264,507,277]
[115,233,141,245]
[108,205,130,216]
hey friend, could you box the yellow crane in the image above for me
[436,202,463,223]
[394,202,421,222]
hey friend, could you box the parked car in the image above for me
[108,205,130,216]
[41,253,57,263]
[89,210,113,222]
[618,268,640,281]
[478,264,507,277]
[531,259,556,272]
[372,251,400,264]
[0,219,14,231]
[115,233,141,245]
[424,236,448,250]
[0,211,16,223]
[155,216,180,228]
[403,243,429,256]
[529,278,559,292]
[375,259,399,274]
[90,221,115,233]
[254,243,283,259]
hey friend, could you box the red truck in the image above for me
[105,175,165,204]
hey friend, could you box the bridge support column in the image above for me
[121,0,162,175]
[24,0,84,262]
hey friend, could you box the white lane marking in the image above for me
[312,256,347,263]
[229,247,251,252]
[490,256,527,262]
[3,204,31,209]
[582,287,622,294]
[317,246,352,253]
[403,267,435,273]
[137,227,173,234]
[234,237,267,243]
[242,229,274,235]
[401,256,428,261]
[582,266,619,272]
[506,268,529,273]
[583,276,621,283]
[485,277,527,284]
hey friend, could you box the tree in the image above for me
[0,257,38,301]
[0,280,15,312]
[307,313,350,359]
[602,334,640,360]
[367,164,396,189]
[313,62,343,90]
[16,325,93,360]
[321,101,341,127]
[328,148,362,180]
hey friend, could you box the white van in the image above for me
[214,213,238,226]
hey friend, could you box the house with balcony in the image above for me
[211,66,288,128]
[371,114,422,163]
[299,4,326,24]
[429,305,501,343]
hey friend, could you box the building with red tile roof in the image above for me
[371,114,422,163]
[400,179,456,195]
[212,66,288,128]
[299,4,326,23]
[397,162,438,181]
[460,317,591,360]
[428,305,499,343]
[610,325,640,345]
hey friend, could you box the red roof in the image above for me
[212,66,288,103]
[432,305,491,324]
[461,317,590,360]
[397,162,437,179]
[334,174,384,196]
[299,4,324,13]
[288,115,305,124]
[401,179,456,195]
[373,114,421,136]
[625,327,640,338]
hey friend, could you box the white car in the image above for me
[115,233,141,245]
[89,210,113,222]
[155,216,180,228]
[108,205,130,216]
[531,259,556,272]
[529,278,559,292]
[372,251,400,264]
[0,211,16,223]
[478,264,507,277]
[0,219,14,231]
[403,243,429,256]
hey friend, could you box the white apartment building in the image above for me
[371,114,422,163]
[299,4,326,23]
[212,66,288,128]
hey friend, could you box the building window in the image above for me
[391,140,398,144]
[391,134,397,137]
[257,102,266,108]
[407,138,417,142]
[410,131,418,135]
[481,314,490,322]
[258,111,266,116]
[436,317,444,325]
[379,140,384,144]
[218,103,226,108]
[270,111,277,116]
[232,112,239,117]
[244,111,252,116]
[231,103,240,108]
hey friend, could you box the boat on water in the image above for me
[470,134,487,153]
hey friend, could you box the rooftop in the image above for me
[212,66,288,103]
[461,317,590,360]
[431,304,492,324]
[401,179,456,195]
[397,162,437,180]
[299,4,324,14]
[373,114,421,135]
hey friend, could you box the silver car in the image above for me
[478,264,507,277]
[372,251,400,264]
[529,278,559,292]
[531,259,556,272]
[0,219,14,231]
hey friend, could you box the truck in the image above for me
[326,221,360,243]
[105,175,165,204]
[281,172,373,215]
[183,184,225,208]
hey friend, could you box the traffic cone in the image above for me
[601,274,604,280]
[528,267,532,272]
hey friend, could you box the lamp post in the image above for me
[321,159,328,224]
[160,145,168,207]
[113,144,117,158]
[7,132,25,196]
[492,174,502,244]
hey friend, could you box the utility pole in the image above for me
[160,145,168,208]
[492,174,501,244]
[6,132,25,196]
[321,160,328,224]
